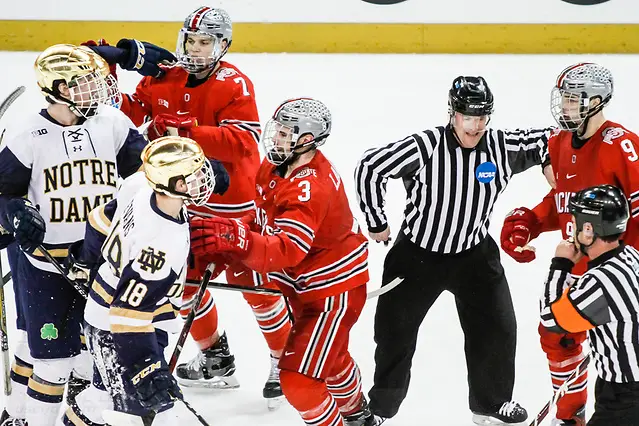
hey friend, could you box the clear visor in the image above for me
[176,30,223,74]
[68,70,120,117]
[184,159,216,206]
[456,113,489,134]
[261,119,299,166]
[551,88,587,131]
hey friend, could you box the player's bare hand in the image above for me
[555,238,583,263]
[369,226,392,246]
[543,164,556,189]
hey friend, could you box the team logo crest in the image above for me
[216,67,238,81]
[475,162,497,183]
[137,247,167,273]
[40,323,58,340]
[602,127,627,145]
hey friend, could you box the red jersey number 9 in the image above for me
[621,139,639,162]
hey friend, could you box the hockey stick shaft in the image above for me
[0,255,11,396]
[179,399,210,426]
[184,276,405,300]
[168,263,215,373]
[529,353,590,426]
[37,246,89,299]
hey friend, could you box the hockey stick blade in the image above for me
[0,86,26,148]
[37,245,89,299]
[366,277,403,300]
[184,276,405,300]
[0,86,26,121]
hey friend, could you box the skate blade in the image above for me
[266,395,286,411]
[472,414,526,426]
[177,374,240,389]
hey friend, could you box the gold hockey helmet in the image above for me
[34,44,121,118]
[141,136,215,206]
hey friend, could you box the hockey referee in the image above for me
[354,76,554,425]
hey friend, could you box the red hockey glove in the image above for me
[81,39,118,80]
[148,113,197,141]
[500,207,541,263]
[190,217,253,259]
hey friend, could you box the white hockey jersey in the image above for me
[83,173,189,358]
[0,105,147,272]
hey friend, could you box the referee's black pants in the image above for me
[587,378,639,426]
[368,234,517,418]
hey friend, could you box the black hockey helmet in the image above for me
[448,76,494,117]
[569,184,629,238]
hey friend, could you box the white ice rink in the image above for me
[2,52,639,425]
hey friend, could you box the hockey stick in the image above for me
[184,276,405,301]
[102,264,216,426]
[2,270,11,287]
[0,253,11,396]
[36,245,89,299]
[529,353,590,426]
[0,86,26,124]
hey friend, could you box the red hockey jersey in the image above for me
[120,62,261,218]
[532,121,639,274]
[242,151,369,302]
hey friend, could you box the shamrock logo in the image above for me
[40,323,58,340]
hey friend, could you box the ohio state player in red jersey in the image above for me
[88,6,291,402]
[190,98,377,426]
[501,63,639,425]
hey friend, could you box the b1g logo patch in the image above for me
[475,162,497,183]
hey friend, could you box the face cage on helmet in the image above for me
[550,88,594,132]
[174,158,216,206]
[262,119,303,166]
[176,29,226,74]
[67,70,120,118]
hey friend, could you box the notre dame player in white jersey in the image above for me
[0,44,147,426]
[60,136,223,426]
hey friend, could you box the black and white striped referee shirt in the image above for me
[354,124,552,254]
[541,244,639,383]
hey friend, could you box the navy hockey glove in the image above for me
[116,39,176,78]
[5,199,45,254]
[63,241,94,289]
[87,39,176,78]
[209,159,230,195]
[130,356,183,411]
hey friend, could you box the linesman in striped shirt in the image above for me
[355,76,554,425]
[541,184,639,425]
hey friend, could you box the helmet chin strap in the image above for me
[575,97,606,138]
[575,230,597,256]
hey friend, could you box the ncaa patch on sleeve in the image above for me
[475,162,497,183]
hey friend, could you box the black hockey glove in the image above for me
[130,356,183,411]
[63,241,93,289]
[209,158,230,196]
[5,199,45,254]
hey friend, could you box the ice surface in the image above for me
[2,51,638,425]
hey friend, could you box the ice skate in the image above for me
[344,396,376,426]
[0,410,26,426]
[263,355,284,410]
[472,400,528,425]
[66,371,90,406]
[175,333,240,389]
